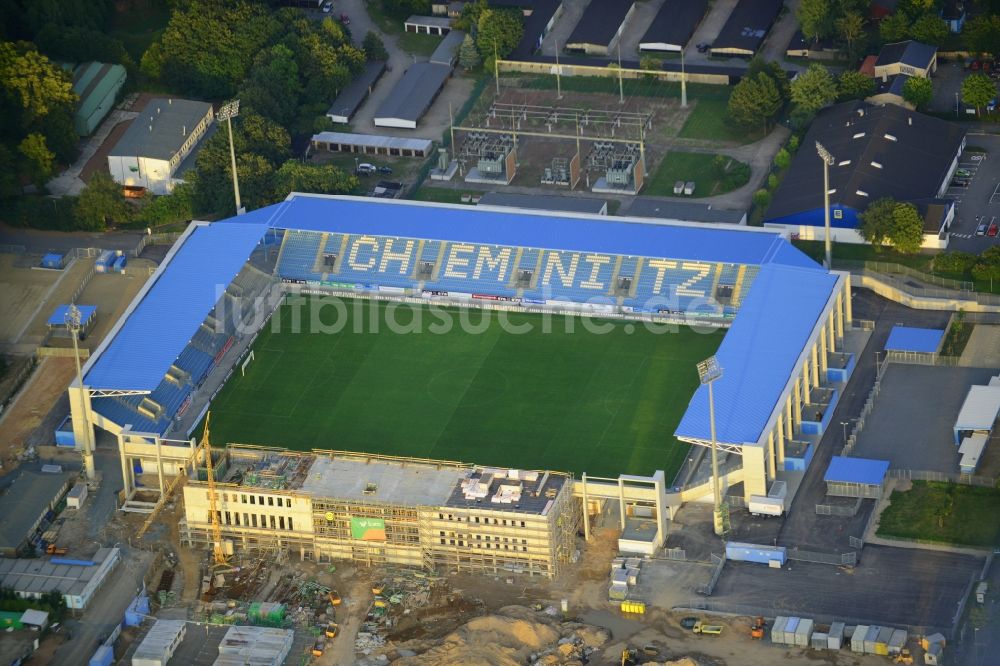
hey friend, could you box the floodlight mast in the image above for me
[218,100,243,216]
[816,141,836,270]
[66,304,95,480]
[697,356,727,536]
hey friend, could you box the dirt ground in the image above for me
[961,324,1000,368]
[0,254,61,345]
[13,256,95,348]
[0,357,75,470]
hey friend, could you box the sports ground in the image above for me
[208,298,722,478]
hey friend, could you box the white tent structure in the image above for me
[953,383,1000,444]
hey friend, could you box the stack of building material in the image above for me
[491,483,522,504]
[827,622,845,650]
[214,626,293,666]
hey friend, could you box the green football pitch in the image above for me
[207,298,722,479]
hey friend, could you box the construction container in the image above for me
[864,626,881,654]
[611,557,625,572]
[612,569,629,586]
[625,557,642,570]
[875,626,893,655]
[770,616,788,644]
[768,480,788,499]
[113,255,127,273]
[827,622,845,650]
[725,542,787,565]
[620,601,645,614]
[89,645,113,666]
[921,633,946,651]
[925,641,943,665]
[794,619,814,647]
[784,617,800,645]
[810,632,828,650]
[887,628,907,655]
[608,583,628,601]
[851,625,869,653]
[626,568,639,586]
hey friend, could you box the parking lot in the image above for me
[944,134,1000,253]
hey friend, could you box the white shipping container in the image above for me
[864,625,881,654]
[748,495,784,516]
[811,632,828,650]
[851,625,869,653]
[828,622,845,650]
[795,619,814,647]
[771,617,787,644]
[888,629,907,655]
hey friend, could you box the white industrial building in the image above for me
[132,619,186,666]
[214,626,293,666]
[0,547,120,610]
[107,98,214,195]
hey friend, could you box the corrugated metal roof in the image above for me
[824,456,890,485]
[885,325,944,353]
[674,264,840,445]
[566,0,634,48]
[110,98,212,161]
[325,60,386,121]
[224,194,816,269]
[955,385,1000,431]
[431,29,465,65]
[48,305,97,327]
[84,223,266,391]
[0,470,71,551]
[373,62,451,124]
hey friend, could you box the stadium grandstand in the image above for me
[68,194,854,514]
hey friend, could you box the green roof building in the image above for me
[70,62,127,136]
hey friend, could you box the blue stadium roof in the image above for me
[675,264,840,445]
[885,325,944,353]
[222,194,821,270]
[84,223,266,391]
[48,305,96,326]
[824,456,890,485]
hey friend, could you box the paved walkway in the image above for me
[961,324,1000,367]
[47,106,139,196]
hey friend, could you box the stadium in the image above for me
[66,193,855,564]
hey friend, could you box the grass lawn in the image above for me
[645,152,750,198]
[208,298,721,478]
[877,481,1000,548]
[110,0,172,62]
[398,31,443,57]
[679,98,765,144]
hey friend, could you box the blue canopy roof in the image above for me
[48,305,96,326]
[222,194,820,269]
[885,325,944,353]
[85,223,266,391]
[675,264,840,445]
[824,456,890,485]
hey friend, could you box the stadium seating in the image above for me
[333,234,416,288]
[277,231,323,280]
[175,346,213,386]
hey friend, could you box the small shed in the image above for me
[41,252,66,269]
[404,15,452,35]
[824,456,890,499]
[47,304,97,340]
[885,325,944,355]
[66,482,89,509]
[20,609,49,631]
[958,433,988,474]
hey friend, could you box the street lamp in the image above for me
[66,304,95,480]
[680,46,687,108]
[218,100,243,216]
[816,141,836,270]
[697,355,728,537]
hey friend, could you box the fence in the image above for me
[0,243,27,254]
[835,260,974,291]
[815,497,862,516]
[786,548,857,567]
[886,468,998,487]
[844,263,1000,307]
[841,356,889,456]
[697,553,726,596]
[37,347,90,359]
[0,357,37,414]
[663,548,687,562]
[886,350,961,366]
[70,264,97,305]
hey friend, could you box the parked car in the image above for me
[951,177,970,187]
[989,222,999,237]
[322,2,332,12]
[356,162,376,175]
[955,168,972,178]
[377,165,393,175]
[977,222,989,236]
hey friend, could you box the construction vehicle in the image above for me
[45,544,68,555]
[894,648,914,664]
[325,622,339,639]
[620,648,638,666]
[371,581,384,595]
[692,621,723,635]
[329,590,342,606]
[311,640,325,657]
[750,616,766,639]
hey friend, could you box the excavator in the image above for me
[894,648,914,664]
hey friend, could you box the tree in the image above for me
[75,173,132,231]
[746,57,790,101]
[790,64,836,116]
[962,73,996,116]
[857,198,923,253]
[362,31,388,61]
[639,55,661,71]
[238,44,302,127]
[836,12,866,59]
[273,161,358,199]
[475,8,523,69]
[879,13,911,43]
[774,147,791,169]
[910,14,948,45]
[836,70,875,101]
[17,133,53,188]
[0,41,76,122]
[753,189,772,208]
[973,257,1000,287]
[798,0,833,41]
[965,15,1000,57]
[727,73,783,133]
[453,0,487,31]
[902,76,933,109]
[458,34,481,71]
[136,183,195,229]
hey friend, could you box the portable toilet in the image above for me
[851,625,869,653]
[828,622,845,650]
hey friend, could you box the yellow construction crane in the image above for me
[201,412,229,567]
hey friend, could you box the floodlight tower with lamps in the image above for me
[816,141,836,270]
[66,304,96,480]
[697,355,728,536]
[218,100,243,216]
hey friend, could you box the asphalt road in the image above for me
[776,289,952,552]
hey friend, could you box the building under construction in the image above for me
[180,446,579,578]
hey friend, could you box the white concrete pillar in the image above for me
[118,432,131,501]
[820,325,829,376]
[581,473,590,541]
[835,290,845,341]
[767,429,777,480]
[618,478,626,530]
[827,312,836,354]
[811,342,820,388]
[785,394,794,439]
[844,284,853,325]
[742,446,767,501]
[776,416,786,468]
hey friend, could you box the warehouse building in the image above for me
[874,40,937,79]
[180,447,578,578]
[373,62,451,129]
[68,61,127,136]
[108,98,214,195]
[764,101,965,248]
[310,131,434,158]
[639,0,708,53]
[0,469,73,558]
[478,191,608,215]
[0,547,120,610]
[710,0,784,56]
[430,29,466,67]
[325,61,386,124]
[823,456,890,499]
[565,0,635,55]
[509,0,562,58]
[404,15,452,35]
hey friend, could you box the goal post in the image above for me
[240,350,255,377]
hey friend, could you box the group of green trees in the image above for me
[857,197,926,254]
[453,0,523,71]
[727,59,789,133]
[934,246,1000,285]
